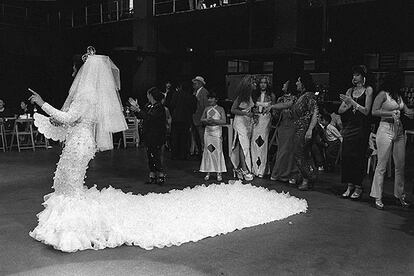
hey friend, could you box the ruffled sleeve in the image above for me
[42,99,89,125]
[33,113,67,142]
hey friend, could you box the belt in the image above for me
[381,118,396,124]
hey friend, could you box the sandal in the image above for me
[157,175,166,185]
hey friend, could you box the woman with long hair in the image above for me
[369,73,413,209]
[270,79,298,183]
[292,73,319,190]
[339,65,373,200]
[230,75,256,181]
[250,76,276,177]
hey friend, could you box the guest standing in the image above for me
[251,76,275,177]
[230,75,256,181]
[320,113,342,172]
[129,87,167,185]
[200,92,227,182]
[369,74,413,209]
[339,65,373,200]
[270,79,298,183]
[170,83,197,160]
[192,76,209,155]
[292,73,319,191]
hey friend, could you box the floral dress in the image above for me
[292,92,318,181]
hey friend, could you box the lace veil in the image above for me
[62,53,127,151]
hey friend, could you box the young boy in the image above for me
[199,92,227,181]
[320,113,342,172]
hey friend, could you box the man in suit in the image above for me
[170,83,197,160]
[192,76,209,155]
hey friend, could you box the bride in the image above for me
[28,47,307,253]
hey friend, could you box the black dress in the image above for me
[341,88,370,186]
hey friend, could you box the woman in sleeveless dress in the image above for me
[369,74,413,209]
[251,76,276,177]
[339,65,373,200]
[230,75,256,181]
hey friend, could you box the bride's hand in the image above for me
[28,88,45,107]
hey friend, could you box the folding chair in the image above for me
[9,118,35,152]
[118,117,139,149]
[0,119,6,152]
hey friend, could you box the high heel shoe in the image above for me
[298,179,311,191]
[233,169,244,180]
[204,173,210,181]
[375,199,384,210]
[157,175,166,185]
[241,169,254,181]
[397,196,410,208]
[217,173,222,182]
[350,186,362,200]
[145,176,157,184]
[341,184,354,198]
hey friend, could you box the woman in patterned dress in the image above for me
[292,73,319,191]
[251,76,276,177]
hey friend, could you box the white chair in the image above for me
[118,116,140,149]
[367,132,391,177]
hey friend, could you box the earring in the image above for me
[363,77,366,86]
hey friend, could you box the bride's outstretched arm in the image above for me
[41,99,89,124]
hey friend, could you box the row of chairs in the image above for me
[0,118,49,152]
[0,116,141,152]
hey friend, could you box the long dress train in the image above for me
[30,97,307,253]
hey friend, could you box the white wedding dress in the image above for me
[29,54,308,253]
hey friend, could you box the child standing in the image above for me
[200,92,227,181]
[320,113,342,172]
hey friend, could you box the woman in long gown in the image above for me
[270,79,298,183]
[251,76,275,178]
[230,75,256,181]
[339,65,373,200]
[28,50,307,253]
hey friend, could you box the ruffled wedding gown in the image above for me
[30,98,308,253]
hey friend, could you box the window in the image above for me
[227,59,249,73]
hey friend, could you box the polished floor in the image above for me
[0,146,413,276]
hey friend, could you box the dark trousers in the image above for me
[171,122,191,159]
[191,124,204,154]
[312,143,325,167]
[294,128,316,181]
[326,140,341,170]
[147,144,163,173]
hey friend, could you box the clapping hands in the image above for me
[339,94,354,106]
[128,97,140,112]
[405,108,414,119]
